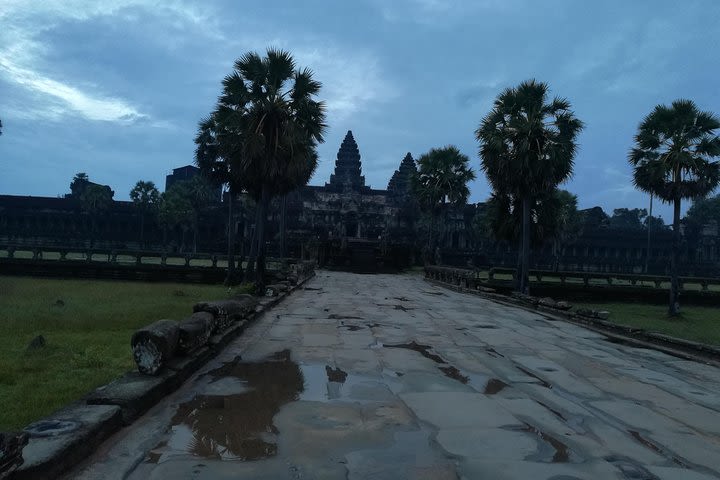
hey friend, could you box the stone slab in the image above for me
[436,427,538,460]
[86,370,183,424]
[14,404,122,480]
[399,392,521,429]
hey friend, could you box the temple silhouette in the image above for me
[0,130,718,274]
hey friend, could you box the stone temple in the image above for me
[241,130,421,269]
[1,129,719,275]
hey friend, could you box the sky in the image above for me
[1,0,719,221]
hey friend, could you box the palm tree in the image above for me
[70,172,90,198]
[195,48,326,291]
[412,146,476,264]
[629,99,720,316]
[130,180,160,248]
[476,79,583,294]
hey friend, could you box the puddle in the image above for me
[166,350,303,461]
[145,440,168,464]
[604,455,659,479]
[421,290,445,296]
[328,314,364,320]
[376,303,414,311]
[439,366,469,384]
[628,430,687,468]
[483,378,508,395]
[382,340,478,384]
[516,366,552,389]
[385,341,445,364]
[521,424,570,463]
[485,347,505,358]
[338,325,364,331]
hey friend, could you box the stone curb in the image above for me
[424,277,720,366]
[10,271,316,480]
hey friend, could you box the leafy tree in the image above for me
[185,176,214,253]
[195,117,243,284]
[477,80,583,293]
[411,145,475,264]
[645,215,667,230]
[158,185,194,251]
[195,48,325,291]
[80,183,113,246]
[609,208,647,230]
[130,180,160,247]
[629,99,720,316]
[685,194,720,234]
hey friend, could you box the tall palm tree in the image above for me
[629,99,720,316]
[130,180,160,248]
[476,79,583,294]
[412,145,476,264]
[196,48,326,291]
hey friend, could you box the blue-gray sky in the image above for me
[1,0,719,220]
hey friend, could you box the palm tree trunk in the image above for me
[245,204,261,281]
[139,212,145,248]
[254,186,270,293]
[280,193,288,258]
[520,196,531,294]
[669,197,681,316]
[225,190,236,286]
[427,211,436,265]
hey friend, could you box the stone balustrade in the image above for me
[425,265,720,292]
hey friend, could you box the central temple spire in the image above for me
[327,130,366,192]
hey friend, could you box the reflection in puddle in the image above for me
[167,350,303,461]
[163,352,373,462]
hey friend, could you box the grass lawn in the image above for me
[575,301,720,346]
[0,276,249,430]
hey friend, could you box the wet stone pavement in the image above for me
[71,271,720,480]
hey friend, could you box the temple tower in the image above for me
[387,152,417,199]
[326,130,367,192]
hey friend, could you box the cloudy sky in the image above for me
[1,0,718,220]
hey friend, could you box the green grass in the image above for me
[0,276,252,430]
[575,301,720,346]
